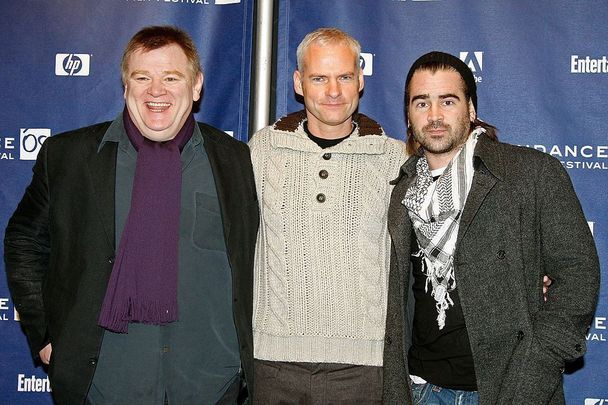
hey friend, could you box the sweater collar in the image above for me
[270,110,388,155]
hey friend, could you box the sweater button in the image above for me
[497,250,506,259]
[385,335,392,345]
[574,343,582,352]
[107,256,115,264]
[319,169,328,179]
[316,193,326,203]
[88,357,98,366]
[517,330,524,341]
[322,153,332,160]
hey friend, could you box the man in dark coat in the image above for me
[4,26,258,405]
[382,51,600,404]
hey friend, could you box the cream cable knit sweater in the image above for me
[250,112,407,366]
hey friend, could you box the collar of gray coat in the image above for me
[392,131,505,184]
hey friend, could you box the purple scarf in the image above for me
[98,109,194,333]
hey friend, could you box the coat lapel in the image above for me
[87,130,117,252]
[457,135,502,244]
[388,159,417,272]
[200,125,232,248]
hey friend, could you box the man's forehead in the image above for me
[129,44,187,60]
[409,69,466,96]
[302,43,357,69]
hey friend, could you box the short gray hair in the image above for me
[296,27,361,72]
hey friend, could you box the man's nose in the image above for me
[427,104,442,123]
[147,78,166,96]
[326,79,341,98]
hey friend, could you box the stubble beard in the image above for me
[413,116,472,155]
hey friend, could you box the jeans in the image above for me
[411,382,479,405]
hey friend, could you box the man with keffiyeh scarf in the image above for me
[4,26,258,405]
[382,51,599,405]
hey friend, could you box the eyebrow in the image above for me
[410,93,461,104]
[307,71,355,78]
[130,70,186,78]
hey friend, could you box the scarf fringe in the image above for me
[98,298,179,333]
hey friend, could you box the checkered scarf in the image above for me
[402,128,483,329]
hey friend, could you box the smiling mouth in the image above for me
[145,102,171,112]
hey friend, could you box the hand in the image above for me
[39,343,52,365]
[543,275,552,302]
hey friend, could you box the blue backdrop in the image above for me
[1,0,607,403]
[275,1,607,403]
[0,1,252,403]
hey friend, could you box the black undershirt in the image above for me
[304,121,353,148]
[408,227,478,390]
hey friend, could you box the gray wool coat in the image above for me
[382,134,600,404]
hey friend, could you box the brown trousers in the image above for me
[253,360,383,404]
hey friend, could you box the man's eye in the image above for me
[415,102,427,109]
[135,76,149,82]
[166,77,178,82]
[311,77,325,83]
[339,75,353,81]
[443,100,455,106]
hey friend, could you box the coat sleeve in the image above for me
[511,155,600,403]
[4,139,52,360]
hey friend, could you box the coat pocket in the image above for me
[192,192,226,252]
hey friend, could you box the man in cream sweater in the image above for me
[249,28,406,403]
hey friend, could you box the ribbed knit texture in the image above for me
[250,112,407,366]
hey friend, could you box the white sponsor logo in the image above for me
[224,130,234,137]
[55,53,90,76]
[521,144,608,170]
[0,298,10,321]
[571,55,608,73]
[17,374,52,392]
[588,221,594,236]
[129,0,240,5]
[459,51,483,83]
[587,316,607,342]
[20,128,50,160]
[0,136,16,160]
[360,52,374,76]
[0,298,19,321]
[586,399,608,405]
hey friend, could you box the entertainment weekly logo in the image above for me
[571,55,608,74]
[520,143,608,170]
[0,129,50,161]
[586,399,608,405]
[17,374,51,392]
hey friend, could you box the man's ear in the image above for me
[469,99,476,121]
[192,72,204,102]
[358,68,365,92]
[293,70,303,96]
